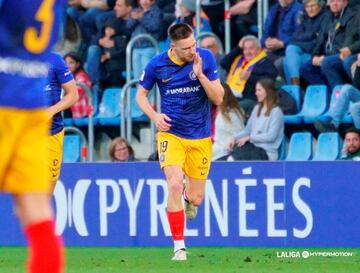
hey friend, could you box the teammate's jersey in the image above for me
[0,0,64,109]
[139,47,219,139]
[46,52,73,135]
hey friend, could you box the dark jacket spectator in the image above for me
[289,6,327,53]
[261,0,303,55]
[312,5,358,56]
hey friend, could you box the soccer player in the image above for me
[0,1,66,273]
[136,23,224,261]
[46,52,78,189]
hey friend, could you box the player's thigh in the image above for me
[185,176,206,198]
[6,109,51,193]
[157,132,186,170]
[47,130,64,183]
[184,137,212,180]
[0,108,19,188]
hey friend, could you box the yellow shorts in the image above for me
[0,107,51,194]
[157,132,212,180]
[47,129,64,183]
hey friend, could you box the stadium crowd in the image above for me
[57,0,360,161]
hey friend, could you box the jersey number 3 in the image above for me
[24,0,55,54]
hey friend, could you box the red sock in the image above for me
[25,220,64,273]
[167,210,185,241]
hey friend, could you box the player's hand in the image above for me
[154,113,172,131]
[193,53,204,78]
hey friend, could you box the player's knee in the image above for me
[192,194,204,206]
[167,177,183,195]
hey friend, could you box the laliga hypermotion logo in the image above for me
[53,179,91,236]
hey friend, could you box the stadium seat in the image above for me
[286,85,328,124]
[130,87,148,121]
[96,87,122,126]
[313,132,341,161]
[286,132,313,161]
[278,136,287,160]
[281,85,301,112]
[63,135,82,162]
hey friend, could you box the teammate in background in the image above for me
[0,1,66,273]
[47,52,78,189]
[136,23,224,261]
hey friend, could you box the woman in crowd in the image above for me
[64,52,92,118]
[229,78,284,160]
[109,137,137,162]
[212,83,245,161]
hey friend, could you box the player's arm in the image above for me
[193,53,224,105]
[136,86,171,131]
[48,79,79,117]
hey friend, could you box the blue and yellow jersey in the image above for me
[139,47,218,139]
[46,52,73,135]
[0,0,65,109]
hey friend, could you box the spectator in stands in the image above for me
[229,0,277,48]
[64,53,92,118]
[314,53,360,132]
[283,0,327,85]
[300,0,358,91]
[341,127,360,160]
[98,18,128,87]
[212,83,245,161]
[126,0,163,80]
[261,0,303,73]
[200,36,226,81]
[109,137,137,161]
[67,0,118,52]
[220,35,277,115]
[228,78,284,160]
[176,0,212,33]
[86,0,133,87]
[200,0,224,40]
[55,14,82,56]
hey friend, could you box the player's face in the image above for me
[171,35,197,62]
[345,132,360,153]
[243,40,260,61]
[114,142,130,161]
[65,56,78,73]
[255,82,267,103]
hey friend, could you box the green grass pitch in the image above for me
[0,247,359,273]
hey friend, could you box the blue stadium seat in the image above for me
[130,87,148,121]
[281,85,301,112]
[63,118,73,126]
[278,136,287,160]
[286,132,313,161]
[63,135,81,162]
[286,85,328,124]
[96,87,122,126]
[313,132,341,161]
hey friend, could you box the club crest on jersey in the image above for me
[189,71,197,81]
[160,153,165,162]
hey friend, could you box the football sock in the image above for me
[25,219,64,273]
[167,210,185,252]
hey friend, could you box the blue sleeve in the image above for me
[54,54,73,85]
[201,49,219,81]
[138,60,156,91]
